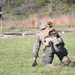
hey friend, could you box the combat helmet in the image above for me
[40,21,53,30]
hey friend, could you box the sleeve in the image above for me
[32,34,41,58]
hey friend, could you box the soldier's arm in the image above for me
[33,34,41,58]
[32,34,41,67]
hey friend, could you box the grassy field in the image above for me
[0,32,75,75]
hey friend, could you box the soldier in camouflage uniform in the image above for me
[32,21,75,68]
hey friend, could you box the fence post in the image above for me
[0,6,2,32]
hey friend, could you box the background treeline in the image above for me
[0,0,75,32]
[0,0,75,20]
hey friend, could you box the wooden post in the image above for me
[0,19,2,32]
[0,6,2,32]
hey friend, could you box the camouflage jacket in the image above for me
[32,30,64,58]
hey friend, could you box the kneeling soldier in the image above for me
[32,21,75,68]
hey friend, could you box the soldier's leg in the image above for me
[54,46,68,60]
[54,45,75,68]
[42,46,61,68]
[42,46,54,68]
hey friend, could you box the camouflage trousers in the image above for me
[42,44,68,67]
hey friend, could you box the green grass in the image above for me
[0,32,75,75]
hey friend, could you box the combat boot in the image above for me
[68,61,75,68]
[45,63,62,68]
[50,62,62,68]
[62,56,75,68]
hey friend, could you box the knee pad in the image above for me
[42,53,53,65]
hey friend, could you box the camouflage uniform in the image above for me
[32,22,75,68]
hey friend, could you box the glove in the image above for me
[32,57,38,67]
[32,60,37,67]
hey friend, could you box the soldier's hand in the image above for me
[32,57,38,67]
[32,61,38,67]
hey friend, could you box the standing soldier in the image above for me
[32,21,75,68]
